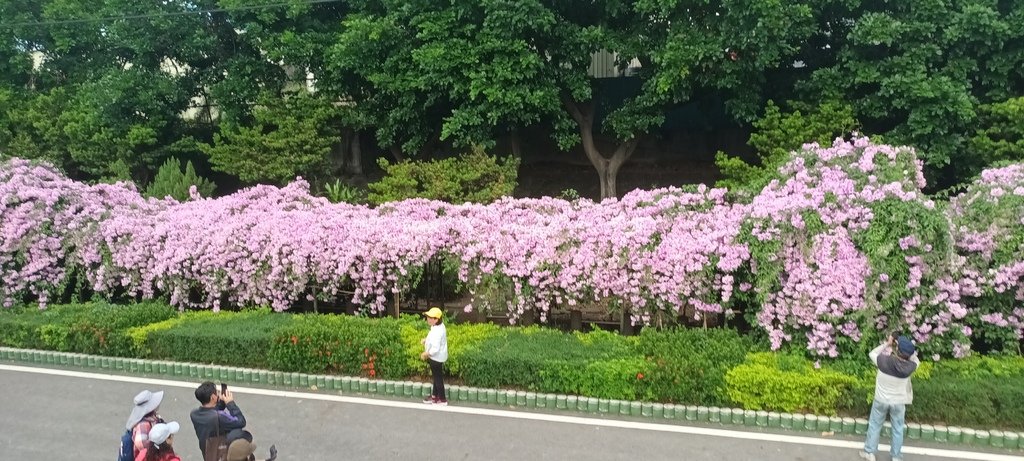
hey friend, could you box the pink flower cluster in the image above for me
[948,164,1024,345]
[2,138,1022,358]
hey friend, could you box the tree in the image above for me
[801,0,1024,188]
[0,0,222,181]
[332,0,820,199]
[201,92,345,185]
[368,147,519,205]
[715,100,859,194]
[967,96,1024,178]
[144,156,216,201]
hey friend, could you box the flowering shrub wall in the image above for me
[2,138,1022,358]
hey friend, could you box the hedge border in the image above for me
[1,346,1021,451]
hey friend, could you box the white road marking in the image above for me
[1,363,1021,461]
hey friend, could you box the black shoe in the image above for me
[267,444,277,461]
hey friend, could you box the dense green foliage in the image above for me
[2,302,1024,429]
[635,328,754,406]
[715,101,859,193]
[4,0,1021,195]
[268,314,408,379]
[725,353,859,415]
[144,157,216,201]
[144,309,293,368]
[368,148,519,205]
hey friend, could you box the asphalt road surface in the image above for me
[1,364,1021,461]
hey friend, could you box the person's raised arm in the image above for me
[218,390,247,430]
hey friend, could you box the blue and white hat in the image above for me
[149,421,180,445]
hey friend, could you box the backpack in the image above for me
[117,429,133,461]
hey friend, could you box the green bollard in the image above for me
[745,410,758,427]
[974,430,990,446]
[685,406,698,421]
[526,392,537,408]
[989,430,1005,449]
[1003,431,1019,449]
[659,404,673,419]
[946,426,962,444]
[630,401,643,416]
[842,417,856,435]
[780,413,794,430]
[768,412,781,428]
[697,406,710,421]
[906,423,922,440]
[708,407,722,423]
[934,426,948,443]
[920,424,935,441]
[564,395,577,410]
[555,395,567,409]
[728,408,743,425]
[608,400,621,414]
[854,418,868,435]
[961,428,977,446]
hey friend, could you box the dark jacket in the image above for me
[190,402,246,456]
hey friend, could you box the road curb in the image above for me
[2,346,1021,451]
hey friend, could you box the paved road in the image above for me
[0,365,1020,461]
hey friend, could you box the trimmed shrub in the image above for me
[369,147,519,205]
[0,302,176,356]
[459,327,650,399]
[268,314,408,379]
[725,353,858,415]
[145,309,292,368]
[0,306,53,349]
[910,375,1024,430]
[399,316,505,377]
[636,327,753,406]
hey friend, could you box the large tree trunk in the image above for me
[348,130,364,176]
[509,128,523,160]
[562,97,640,200]
[389,145,406,162]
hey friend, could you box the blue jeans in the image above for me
[864,399,906,458]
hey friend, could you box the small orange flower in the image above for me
[290,336,298,345]
[636,372,644,380]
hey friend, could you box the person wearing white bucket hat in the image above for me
[137,421,181,461]
[126,390,165,458]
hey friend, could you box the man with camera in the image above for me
[860,332,920,461]
[190,381,276,461]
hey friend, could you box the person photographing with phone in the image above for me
[190,382,277,461]
[859,332,920,461]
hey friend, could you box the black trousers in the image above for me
[428,358,446,400]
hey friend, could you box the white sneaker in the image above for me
[858,452,876,461]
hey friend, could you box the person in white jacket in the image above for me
[420,307,449,405]
[860,333,920,461]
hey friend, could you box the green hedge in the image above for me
[725,353,859,415]
[144,309,292,368]
[398,317,504,377]
[636,328,753,406]
[906,356,1024,430]
[3,302,1024,430]
[267,314,408,379]
[459,327,652,399]
[0,302,176,356]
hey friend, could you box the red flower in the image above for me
[636,372,644,380]
[290,336,298,345]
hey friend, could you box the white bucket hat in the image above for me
[148,421,179,445]
[125,390,164,430]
